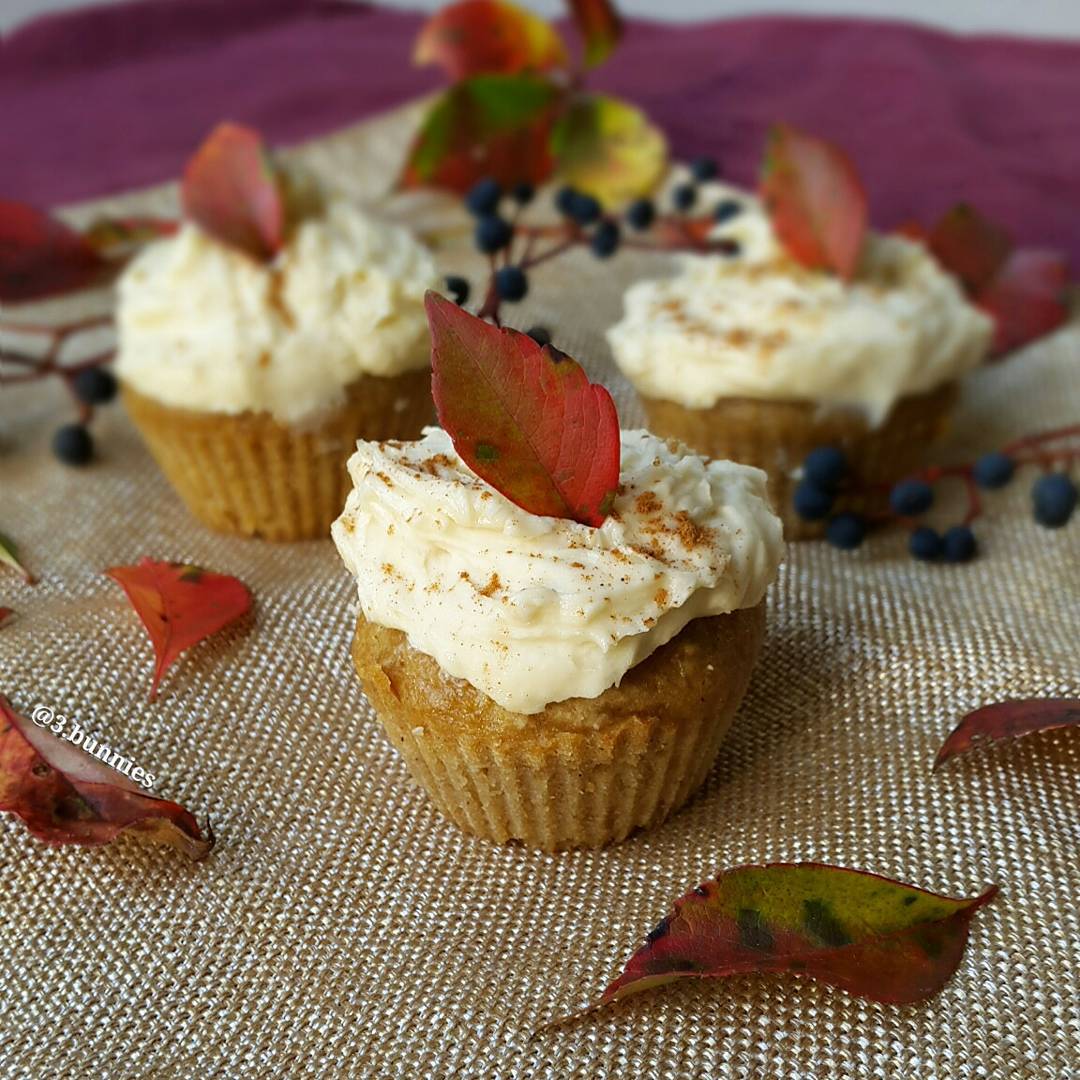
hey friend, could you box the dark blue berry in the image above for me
[889,479,934,517]
[826,513,866,550]
[71,367,118,405]
[568,192,601,226]
[494,266,527,302]
[713,198,742,225]
[942,524,977,562]
[465,177,501,217]
[526,326,551,347]
[672,183,697,212]
[1032,472,1077,528]
[511,181,535,205]
[590,220,620,259]
[52,424,93,466]
[803,446,847,492]
[972,451,1014,490]
[474,214,512,254]
[690,156,718,181]
[554,185,579,217]
[444,274,470,306]
[909,526,942,561]
[792,481,833,522]
[625,198,655,231]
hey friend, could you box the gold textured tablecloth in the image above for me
[1,103,1078,1079]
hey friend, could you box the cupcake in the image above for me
[606,177,993,537]
[331,425,782,850]
[116,131,441,540]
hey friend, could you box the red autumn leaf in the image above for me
[759,123,868,280]
[180,122,284,261]
[104,559,252,701]
[928,204,1012,296]
[565,0,624,68]
[935,698,1080,769]
[977,249,1070,356]
[400,75,561,193]
[0,696,212,859]
[0,609,12,628]
[0,199,112,303]
[414,0,568,80]
[426,292,620,526]
[553,863,997,1024]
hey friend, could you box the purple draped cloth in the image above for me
[3,0,1079,261]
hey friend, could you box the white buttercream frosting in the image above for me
[607,179,993,426]
[332,426,783,714]
[115,200,440,424]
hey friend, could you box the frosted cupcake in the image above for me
[332,424,782,851]
[606,177,993,537]
[116,126,441,541]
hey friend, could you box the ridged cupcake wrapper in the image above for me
[640,381,958,540]
[122,370,435,541]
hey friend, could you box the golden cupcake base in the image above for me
[122,370,435,541]
[350,604,766,851]
[640,381,958,540]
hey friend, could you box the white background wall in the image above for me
[3,0,1079,37]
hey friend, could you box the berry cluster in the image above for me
[447,161,742,326]
[1,315,118,465]
[793,426,1080,558]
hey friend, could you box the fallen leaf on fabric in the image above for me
[180,122,284,261]
[977,250,1070,356]
[104,559,252,701]
[0,199,112,302]
[426,292,620,526]
[0,533,34,585]
[0,609,12,628]
[935,698,1080,769]
[928,204,1012,295]
[414,0,567,80]
[566,0,623,68]
[550,863,998,1024]
[400,74,561,192]
[0,696,213,859]
[759,123,867,280]
[552,94,667,207]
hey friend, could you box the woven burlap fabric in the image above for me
[1,102,1078,1079]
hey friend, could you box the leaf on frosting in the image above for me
[426,292,620,526]
[977,249,1070,356]
[83,215,179,257]
[0,533,34,585]
[551,863,998,1024]
[566,0,624,68]
[105,559,252,701]
[935,698,1080,769]
[0,696,212,859]
[927,204,1012,296]
[180,122,285,261]
[401,74,562,192]
[759,123,868,280]
[0,199,112,303]
[414,0,568,80]
[551,94,667,207]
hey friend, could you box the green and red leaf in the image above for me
[935,698,1080,769]
[0,533,34,585]
[760,123,868,280]
[0,696,212,859]
[105,559,251,701]
[927,204,1012,296]
[180,122,285,261]
[566,0,623,68]
[414,0,568,80]
[401,75,562,192]
[558,863,997,1021]
[0,200,112,303]
[426,293,620,526]
[551,94,667,208]
[977,250,1070,356]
